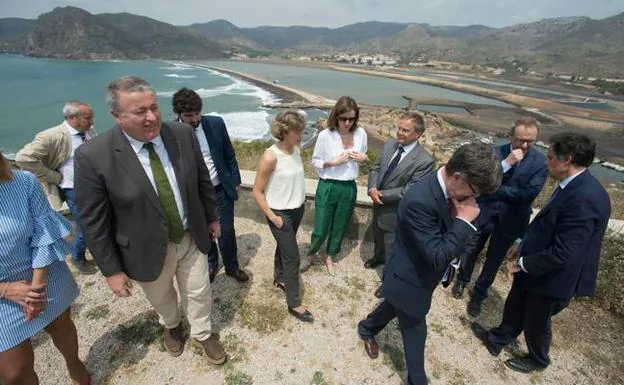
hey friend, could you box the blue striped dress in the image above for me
[0,170,79,351]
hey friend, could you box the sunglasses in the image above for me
[338,116,356,123]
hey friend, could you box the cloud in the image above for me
[0,0,622,28]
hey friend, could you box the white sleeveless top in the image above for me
[265,144,306,210]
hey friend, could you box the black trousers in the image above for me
[358,300,428,385]
[457,227,515,302]
[267,205,305,308]
[372,209,396,263]
[488,279,567,367]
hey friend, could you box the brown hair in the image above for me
[446,142,502,195]
[0,153,14,182]
[511,116,540,134]
[271,110,306,141]
[327,96,360,132]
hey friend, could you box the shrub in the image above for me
[592,231,624,316]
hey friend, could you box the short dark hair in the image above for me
[0,153,14,182]
[107,76,155,114]
[446,142,502,194]
[548,132,596,167]
[172,87,203,114]
[327,96,360,132]
[511,116,539,134]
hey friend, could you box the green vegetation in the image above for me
[310,371,329,385]
[224,371,254,385]
[381,343,406,373]
[592,79,624,96]
[115,312,162,346]
[593,231,624,316]
[238,298,286,334]
[84,304,110,320]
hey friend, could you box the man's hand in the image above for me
[326,152,349,168]
[368,188,383,205]
[503,259,522,279]
[106,272,133,297]
[235,185,241,194]
[505,243,519,260]
[505,149,524,166]
[454,197,480,223]
[208,220,221,240]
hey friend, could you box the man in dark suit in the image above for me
[358,143,502,385]
[365,112,434,269]
[74,76,226,365]
[471,132,611,374]
[453,117,548,318]
[172,88,247,283]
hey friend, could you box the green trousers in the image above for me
[307,178,357,257]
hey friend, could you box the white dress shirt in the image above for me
[58,123,91,189]
[194,122,221,187]
[123,132,188,229]
[311,126,368,181]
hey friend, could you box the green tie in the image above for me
[143,142,185,244]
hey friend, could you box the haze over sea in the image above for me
[0,55,307,156]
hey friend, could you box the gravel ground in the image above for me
[32,217,624,385]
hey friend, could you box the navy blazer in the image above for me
[477,144,548,239]
[197,115,241,202]
[383,173,477,319]
[517,170,611,301]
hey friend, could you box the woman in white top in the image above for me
[252,110,313,323]
[306,96,368,274]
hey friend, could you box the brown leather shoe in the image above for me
[362,336,379,359]
[163,325,185,357]
[226,269,249,283]
[192,335,226,365]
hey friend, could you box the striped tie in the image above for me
[143,142,185,244]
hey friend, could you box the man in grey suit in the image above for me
[74,76,226,365]
[364,112,434,269]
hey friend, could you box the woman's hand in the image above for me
[270,214,284,229]
[3,281,46,307]
[348,151,368,163]
[325,152,350,168]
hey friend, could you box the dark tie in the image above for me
[379,146,404,189]
[143,142,185,244]
[77,132,86,143]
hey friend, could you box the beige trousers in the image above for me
[138,233,213,341]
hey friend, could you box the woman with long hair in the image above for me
[0,152,90,384]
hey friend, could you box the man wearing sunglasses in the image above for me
[453,117,548,318]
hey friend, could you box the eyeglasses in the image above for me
[338,116,356,123]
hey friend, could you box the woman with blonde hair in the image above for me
[252,110,314,322]
[306,96,368,274]
[0,152,90,384]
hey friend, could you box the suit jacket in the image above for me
[367,140,434,231]
[197,115,241,201]
[74,122,218,282]
[476,144,548,238]
[383,173,477,318]
[15,121,96,209]
[515,170,611,301]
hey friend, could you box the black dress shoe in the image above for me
[362,336,379,359]
[467,297,482,317]
[374,286,384,298]
[273,280,286,293]
[364,258,384,269]
[288,308,314,323]
[504,356,547,373]
[470,322,501,356]
[226,269,249,283]
[71,259,98,275]
[452,281,466,299]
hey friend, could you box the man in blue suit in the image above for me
[453,117,548,317]
[358,143,502,385]
[172,88,248,283]
[471,132,611,374]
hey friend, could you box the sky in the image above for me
[1,0,623,28]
